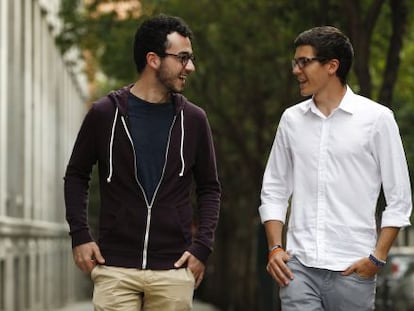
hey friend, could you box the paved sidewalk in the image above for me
[56,299,220,311]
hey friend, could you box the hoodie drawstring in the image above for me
[107,107,118,183]
[107,106,185,181]
[179,110,185,177]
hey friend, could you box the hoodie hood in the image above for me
[107,84,187,116]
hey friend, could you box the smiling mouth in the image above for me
[298,80,309,88]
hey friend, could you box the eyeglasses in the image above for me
[163,52,196,66]
[291,57,324,70]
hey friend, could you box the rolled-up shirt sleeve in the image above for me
[259,114,293,224]
[373,109,412,228]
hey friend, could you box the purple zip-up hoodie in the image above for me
[64,85,221,270]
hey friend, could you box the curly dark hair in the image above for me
[294,26,354,85]
[133,14,193,73]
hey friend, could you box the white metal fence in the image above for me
[0,0,88,310]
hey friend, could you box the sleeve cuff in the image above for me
[188,242,212,264]
[258,204,286,224]
[70,229,94,248]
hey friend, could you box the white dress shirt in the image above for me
[259,86,412,270]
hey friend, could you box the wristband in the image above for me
[368,254,386,268]
[268,244,282,252]
[268,246,284,261]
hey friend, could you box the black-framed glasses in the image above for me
[291,57,324,70]
[163,52,195,66]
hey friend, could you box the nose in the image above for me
[185,59,195,72]
[292,64,301,75]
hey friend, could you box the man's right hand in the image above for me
[266,250,294,287]
[72,242,105,273]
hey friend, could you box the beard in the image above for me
[156,62,185,94]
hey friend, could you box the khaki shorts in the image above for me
[91,265,195,311]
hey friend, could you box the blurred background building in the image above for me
[0,0,90,310]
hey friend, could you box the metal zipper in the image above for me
[121,115,177,269]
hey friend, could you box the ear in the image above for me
[327,59,340,76]
[146,52,161,69]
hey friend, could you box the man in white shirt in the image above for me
[259,26,412,311]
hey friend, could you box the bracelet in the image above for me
[268,244,282,252]
[368,254,386,268]
[268,247,284,261]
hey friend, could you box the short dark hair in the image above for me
[294,26,354,85]
[133,14,193,73]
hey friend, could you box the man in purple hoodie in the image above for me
[64,14,221,310]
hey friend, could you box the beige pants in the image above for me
[91,265,195,311]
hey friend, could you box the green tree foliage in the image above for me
[57,0,137,93]
[57,1,414,310]
[393,8,414,202]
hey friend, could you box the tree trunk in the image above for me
[378,0,408,107]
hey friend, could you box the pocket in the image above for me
[100,204,146,244]
[150,206,189,251]
[185,268,196,284]
[159,268,195,286]
[351,271,376,282]
[286,255,300,267]
[90,265,99,281]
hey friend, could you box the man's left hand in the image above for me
[174,251,205,288]
[341,256,379,278]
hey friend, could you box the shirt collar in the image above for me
[299,85,357,115]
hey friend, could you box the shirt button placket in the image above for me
[316,118,330,264]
